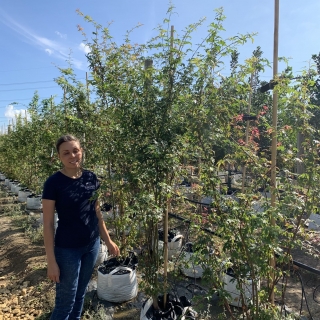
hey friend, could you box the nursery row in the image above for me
[1,8,320,318]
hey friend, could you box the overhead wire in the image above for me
[0,86,60,92]
[0,96,62,102]
[0,78,86,86]
[0,66,61,72]
[0,80,56,86]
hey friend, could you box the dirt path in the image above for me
[0,207,54,319]
[0,188,141,320]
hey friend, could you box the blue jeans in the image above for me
[50,237,100,320]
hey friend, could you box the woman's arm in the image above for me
[42,199,60,282]
[95,201,120,256]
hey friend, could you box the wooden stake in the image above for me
[296,132,305,174]
[242,73,254,192]
[163,25,174,309]
[269,0,279,305]
[144,59,153,88]
[86,72,90,102]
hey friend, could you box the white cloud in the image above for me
[72,60,84,70]
[79,42,91,54]
[55,31,67,39]
[0,10,86,70]
[5,105,28,121]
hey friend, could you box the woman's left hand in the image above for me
[106,240,120,256]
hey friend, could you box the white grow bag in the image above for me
[140,297,196,320]
[18,190,32,203]
[140,298,154,320]
[223,269,260,307]
[180,251,204,279]
[159,234,183,260]
[168,235,183,259]
[97,266,138,302]
[10,183,17,193]
[231,174,243,185]
[14,184,22,195]
[95,242,108,266]
[179,242,212,279]
[10,180,19,191]
[308,213,320,231]
[8,180,14,190]
[40,212,58,232]
[26,195,42,210]
[0,174,5,181]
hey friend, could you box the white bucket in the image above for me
[0,174,5,181]
[4,179,9,186]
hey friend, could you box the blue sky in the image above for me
[0,0,319,132]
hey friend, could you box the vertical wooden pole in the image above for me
[86,72,90,103]
[144,59,153,88]
[163,25,174,308]
[296,132,305,174]
[50,95,53,113]
[144,56,160,309]
[242,73,254,192]
[270,0,279,305]
[84,73,89,166]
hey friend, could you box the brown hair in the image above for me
[56,135,80,153]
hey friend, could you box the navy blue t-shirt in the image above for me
[42,170,100,248]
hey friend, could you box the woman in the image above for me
[42,134,119,320]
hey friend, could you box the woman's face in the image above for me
[58,140,82,169]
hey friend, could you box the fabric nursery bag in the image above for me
[140,294,198,320]
[97,253,138,303]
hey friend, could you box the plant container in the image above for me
[26,194,42,210]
